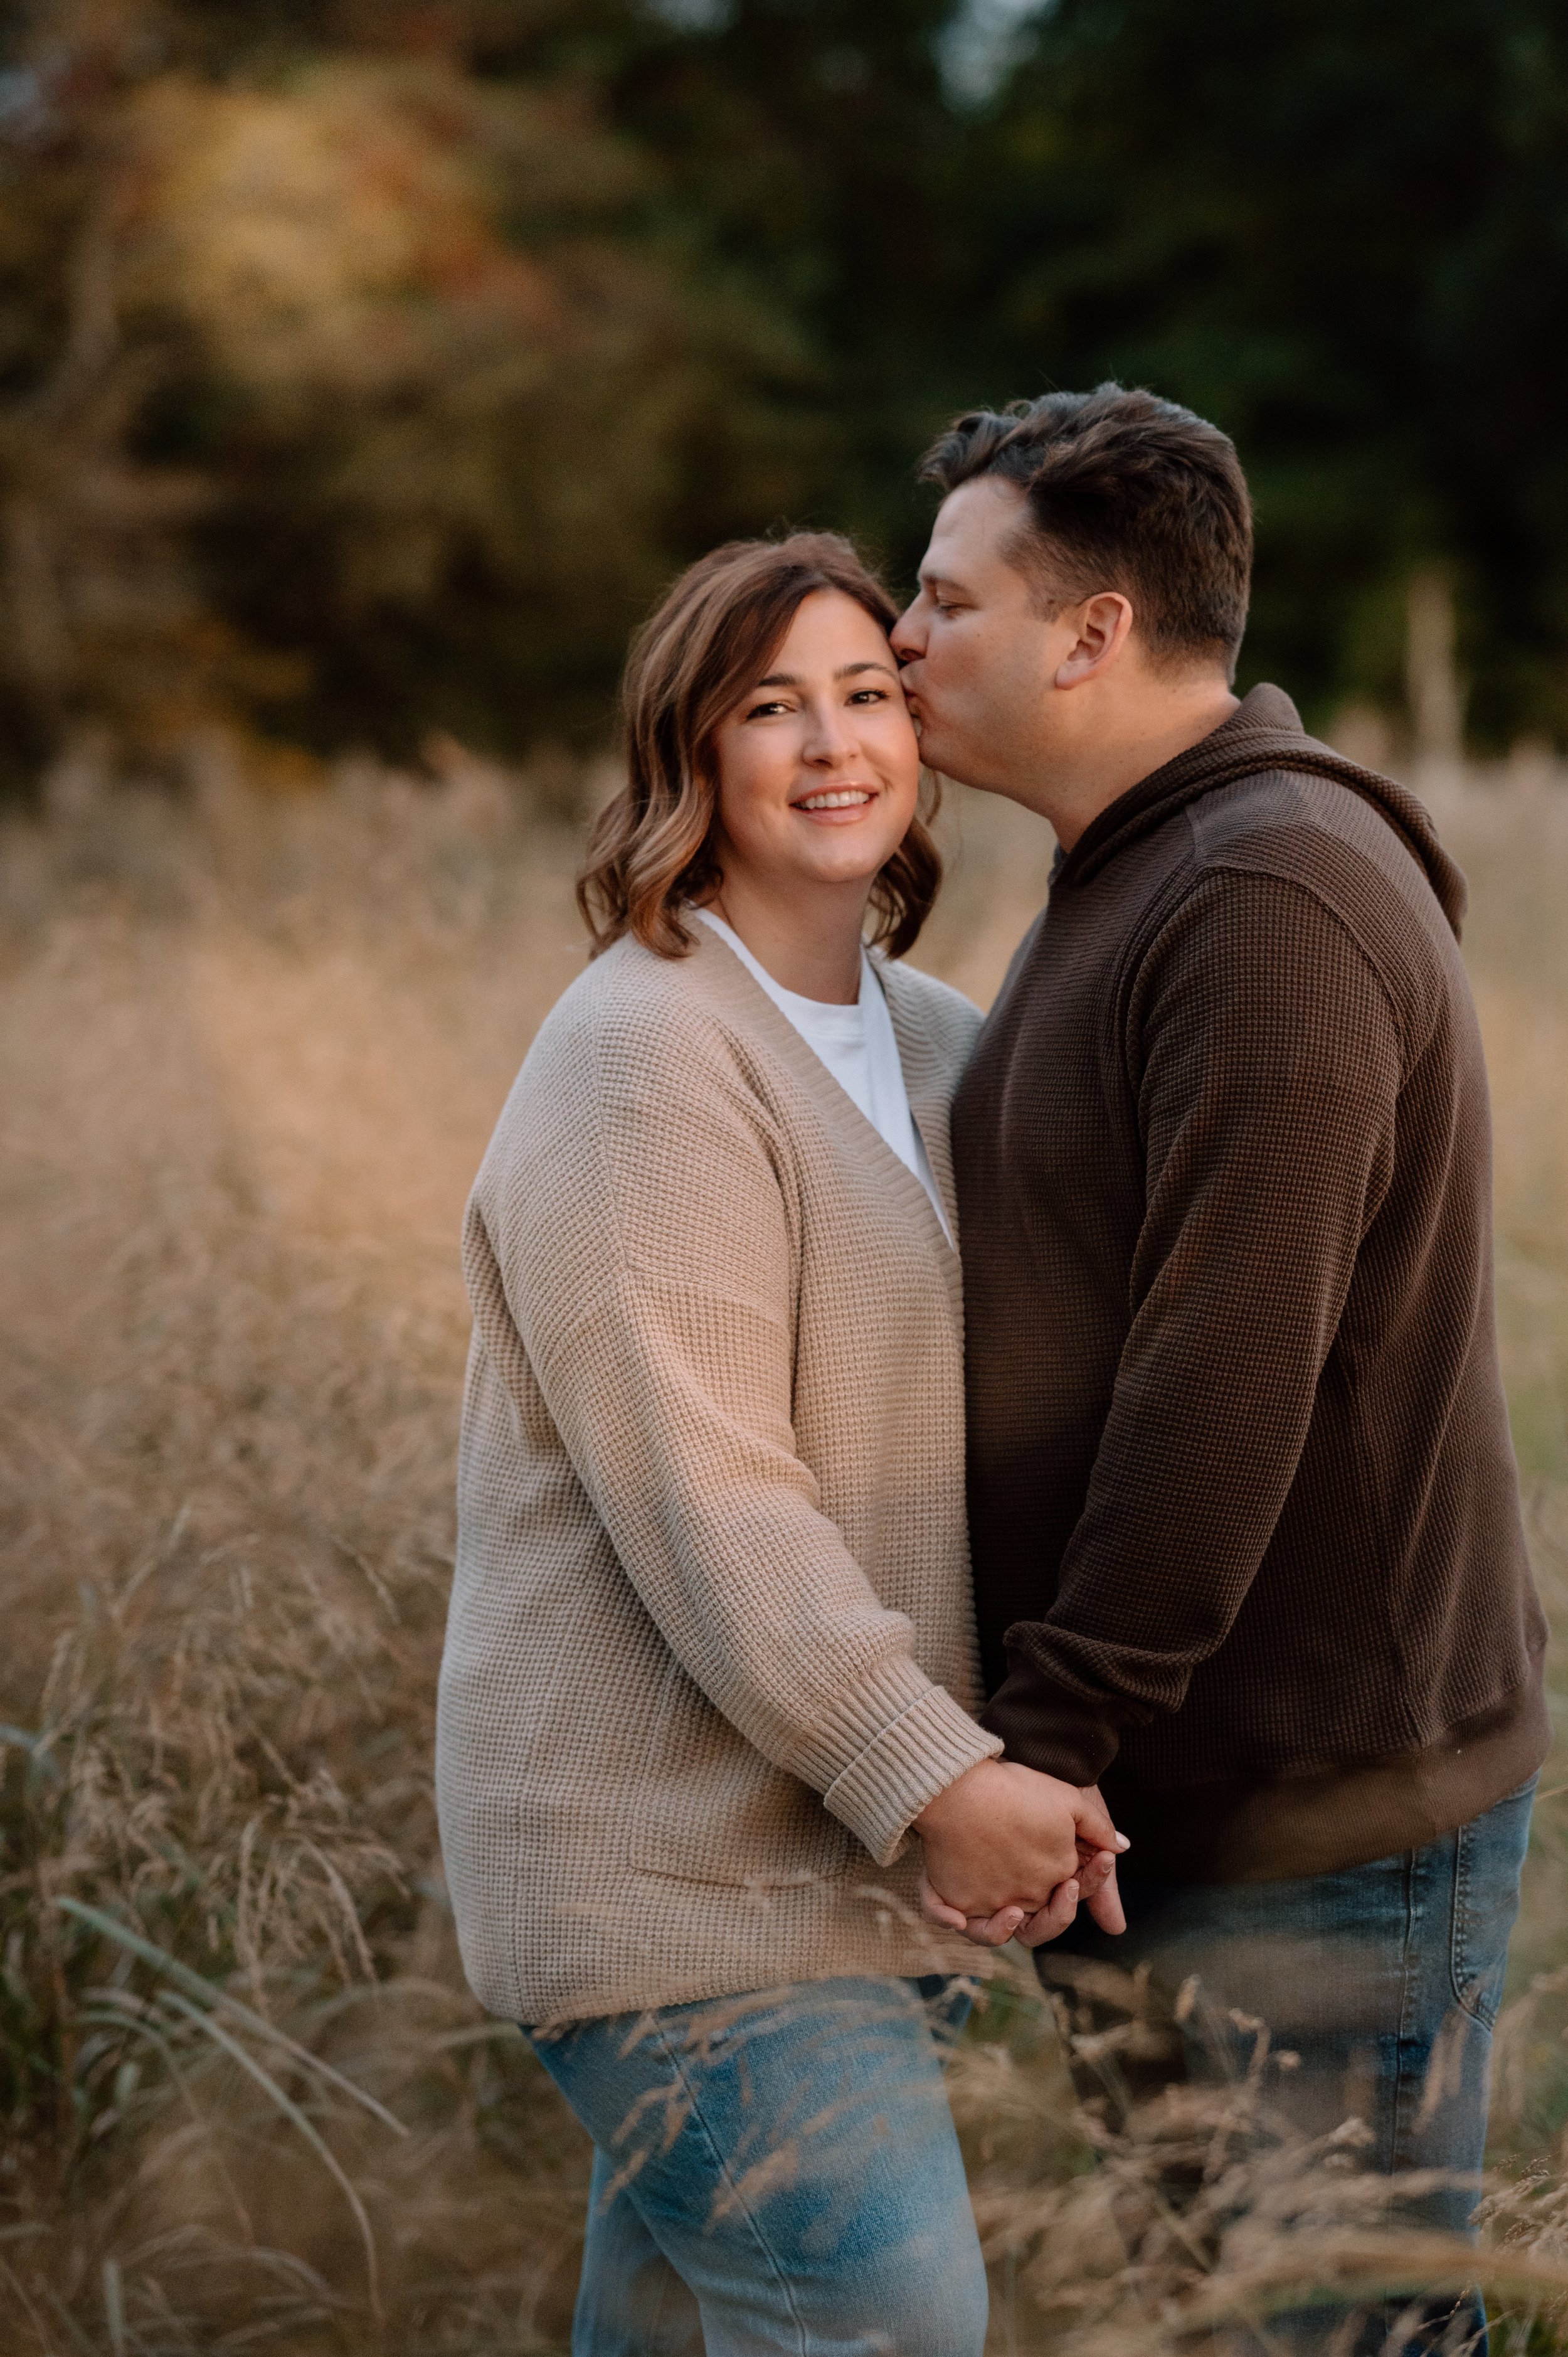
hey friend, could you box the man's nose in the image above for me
[891,598,925,661]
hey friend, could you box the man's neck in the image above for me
[1012,679,1241,852]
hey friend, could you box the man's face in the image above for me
[892,477,1078,792]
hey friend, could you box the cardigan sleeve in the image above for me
[475,992,998,1867]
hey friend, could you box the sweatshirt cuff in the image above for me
[982,1674,1121,1789]
[824,1680,1003,1868]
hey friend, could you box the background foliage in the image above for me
[3,0,1566,783]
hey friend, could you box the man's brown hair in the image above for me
[578,531,940,960]
[920,385,1253,678]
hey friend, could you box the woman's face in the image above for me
[708,589,921,904]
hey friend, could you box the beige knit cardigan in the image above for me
[435,921,1002,2024]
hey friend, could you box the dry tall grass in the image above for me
[2,742,1566,2354]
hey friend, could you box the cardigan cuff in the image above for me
[824,1682,1002,1868]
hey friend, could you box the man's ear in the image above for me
[1054,592,1134,690]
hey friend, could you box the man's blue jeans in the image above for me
[526,1974,987,2356]
[1040,1777,1539,2351]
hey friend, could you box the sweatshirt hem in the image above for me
[1101,1658,1549,1885]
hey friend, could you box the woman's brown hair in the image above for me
[577,531,941,960]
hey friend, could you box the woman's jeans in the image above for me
[1040,1776,1539,2353]
[525,1974,986,2357]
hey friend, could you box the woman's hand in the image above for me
[919,1834,1126,1949]
[913,1759,1127,1937]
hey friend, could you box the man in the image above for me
[894,386,1547,2341]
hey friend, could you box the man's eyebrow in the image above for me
[918,568,967,594]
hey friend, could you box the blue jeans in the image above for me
[1040,1777,1538,2353]
[525,1974,986,2357]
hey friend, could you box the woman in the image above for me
[436,533,1119,2355]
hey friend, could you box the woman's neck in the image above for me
[706,873,869,1004]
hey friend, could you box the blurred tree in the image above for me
[147,55,814,750]
[967,0,1568,745]
[3,0,1567,776]
[0,0,830,772]
[596,0,976,561]
[0,12,296,782]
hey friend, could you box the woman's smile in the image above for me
[792,784,877,818]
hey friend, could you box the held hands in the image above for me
[914,1758,1129,1951]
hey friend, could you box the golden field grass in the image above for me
[1,743,1567,2353]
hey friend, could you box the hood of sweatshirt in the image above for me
[1056,683,1467,940]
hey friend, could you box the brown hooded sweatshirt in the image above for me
[953,684,1548,1883]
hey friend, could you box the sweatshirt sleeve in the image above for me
[983,869,1402,1785]
[477,998,999,1866]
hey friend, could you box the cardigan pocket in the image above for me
[627,1661,861,1890]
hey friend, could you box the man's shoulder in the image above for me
[1170,767,1469,1054]
[1183,767,1461,963]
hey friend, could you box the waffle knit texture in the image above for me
[956,684,1549,1883]
[437,923,1001,2024]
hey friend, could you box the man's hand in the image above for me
[913,1759,1126,1922]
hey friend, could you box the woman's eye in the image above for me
[745,700,790,720]
[847,688,887,706]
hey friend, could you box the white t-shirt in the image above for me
[696,909,954,1246]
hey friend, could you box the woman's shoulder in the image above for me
[493,930,772,1168]
[876,957,984,1063]
[472,932,794,1299]
[529,930,731,1066]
